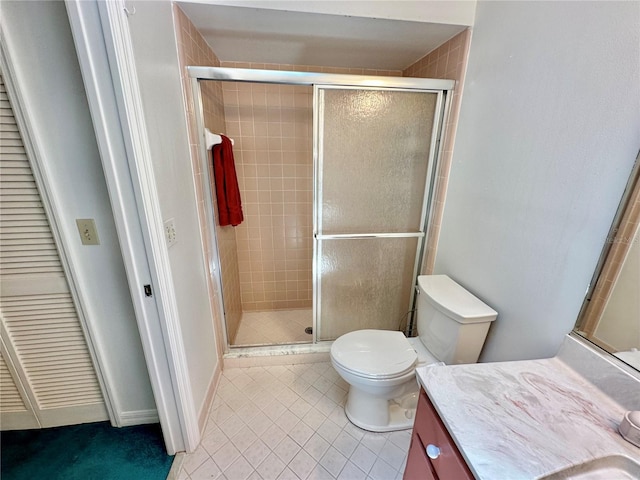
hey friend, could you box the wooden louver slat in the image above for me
[0,352,28,412]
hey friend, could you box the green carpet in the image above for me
[0,421,174,480]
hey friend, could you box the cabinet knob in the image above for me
[426,444,441,459]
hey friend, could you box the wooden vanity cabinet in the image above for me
[404,388,475,480]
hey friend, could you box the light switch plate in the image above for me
[164,218,177,247]
[76,218,100,245]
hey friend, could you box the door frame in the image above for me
[65,0,196,454]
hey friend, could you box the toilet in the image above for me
[330,274,497,432]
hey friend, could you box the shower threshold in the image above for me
[223,342,332,369]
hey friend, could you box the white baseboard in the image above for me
[119,409,159,426]
[198,364,222,434]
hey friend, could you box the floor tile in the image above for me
[338,461,367,480]
[308,464,334,480]
[260,423,287,449]
[263,398,288,421]
[256,452,286,480]
[274,435,302,464]
[219,413,246,438]
[247,411,274,437]
[360,432,388,455]
[177,362,411,480]
[183,446,210,475]
[319,446,348,477]
[190,458,222,480]
[350,444,377,474]
[316,418,342,443]
[303,433,330,461]
[289,419,314,446]
[377,440,406,470]
[289,449,316,479]
[202,428,230,456]
[301,408,326,430]
[276,467,301,480]
[368,457,398,480]
[224,456,255,480]
[230,425,258,453]
[277,410,302,434]
[243,439,271,468]
[333,430,358,458]
[211,441,240,472]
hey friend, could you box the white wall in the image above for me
[1,1,156,418]
[435,1,640,361]
[125,1,219,418]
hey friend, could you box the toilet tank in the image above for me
[416,275,497,364]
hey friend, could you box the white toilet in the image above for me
[330,274,497,432]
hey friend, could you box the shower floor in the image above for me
[232,308,313,346]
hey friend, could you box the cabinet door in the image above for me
[412,388,474,480]
[404,432,437,480]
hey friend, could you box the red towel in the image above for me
[211,135,243,226]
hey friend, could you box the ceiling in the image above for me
[177,2,467,71]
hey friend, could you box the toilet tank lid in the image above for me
[418,275,498,324]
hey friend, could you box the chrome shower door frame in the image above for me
[313,84,449,342]
[188,67,453,351]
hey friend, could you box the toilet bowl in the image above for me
[331,330,437,431]
[330,275,497,432]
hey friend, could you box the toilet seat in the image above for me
[331,329,417,379]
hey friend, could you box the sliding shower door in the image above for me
[315,86,442,341]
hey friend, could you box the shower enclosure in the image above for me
[190,68,452,350]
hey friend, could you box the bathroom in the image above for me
[1,0,638,477]
[129,0,639,461]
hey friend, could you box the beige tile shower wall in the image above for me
[173,6,243,344]
[403,29,472,274]
[220,64,313,312]
[220,62,401,312]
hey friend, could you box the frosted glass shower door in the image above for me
[315,86,441,341]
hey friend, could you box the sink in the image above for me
[540,455,640,479]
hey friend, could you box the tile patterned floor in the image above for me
[177,362,410,480]
[233,310,313,347]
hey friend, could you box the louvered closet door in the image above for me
[0,73,108,430]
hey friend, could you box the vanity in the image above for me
[404,334,640,479]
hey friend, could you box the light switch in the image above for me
[164,218,177,247]
[76,218,100,245]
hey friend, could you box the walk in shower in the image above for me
[190,68,452,350]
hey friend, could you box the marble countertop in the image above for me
[416,345,640,479]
